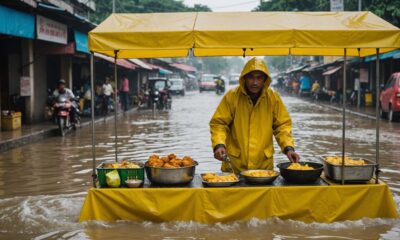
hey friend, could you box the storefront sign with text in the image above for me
[36,15,67,44]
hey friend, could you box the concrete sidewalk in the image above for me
[0,108,136,152]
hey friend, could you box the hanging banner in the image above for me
[36,15,67,44]
[330,0,344,11]
[20,76,32,96]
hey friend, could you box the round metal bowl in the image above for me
[145,161,198,185]
[201,172,239,187]
[277,162,323,184]
[240,170,279,184]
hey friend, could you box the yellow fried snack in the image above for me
[103,160,141,169]
[325,156,366,165]
[202,173,238,182]
[287,163,314,170]
[243,170,277,177]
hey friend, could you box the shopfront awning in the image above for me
[364,49,400,62]
[323,66,342,76]
[0,5,34,39]
[129,59,153,70]
[94,53,137,70]
[147,63,173,75]
[285,64,308,74]
[170,63,197,72]
[89,11,400,58]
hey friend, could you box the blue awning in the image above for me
[364,49,400,62]
[74,30,89,53]
[0,5,34,39]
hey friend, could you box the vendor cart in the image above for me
[81,11,400,223]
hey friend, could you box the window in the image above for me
[385,76,395,89]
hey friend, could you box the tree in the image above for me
[254,0,400,27]
[91,0,211,24]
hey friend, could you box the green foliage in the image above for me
[91,0,211,24]
[255,0,400,26]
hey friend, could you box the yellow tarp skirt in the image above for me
[79,182,398,223]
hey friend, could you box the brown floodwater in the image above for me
[0,88,399,239]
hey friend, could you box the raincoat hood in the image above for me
[239,58,271,93]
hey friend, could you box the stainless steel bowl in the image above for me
[322,157,376,182]
[240,170,279,184]
[145,161,198,185]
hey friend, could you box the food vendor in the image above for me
[210,57,300,172]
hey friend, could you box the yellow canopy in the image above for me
[89,11,400,58]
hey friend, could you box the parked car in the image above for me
[199,74,216,92]
[380,72,400,122]
[229,73,240,85]
[169,78,185,96]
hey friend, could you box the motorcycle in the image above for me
[53,95,80,136]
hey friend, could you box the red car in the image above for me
[380,72,400,122]
[199,74,216,92]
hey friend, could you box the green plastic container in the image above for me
[97,162,145,187]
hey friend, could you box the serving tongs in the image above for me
[222,154,235,175]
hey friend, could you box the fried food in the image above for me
[169,159,182,167]
[242,170,277,177]
[103,160,141,169]
[287,163,314,170]
[325,156,366,166]
[182,156,195,167]
[146,154,196,168]
[202,173,238,182]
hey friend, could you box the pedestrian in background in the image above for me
[120,74,130,111]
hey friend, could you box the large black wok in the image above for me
[277,162,323,184]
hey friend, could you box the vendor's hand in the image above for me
[287,150,300,163]
[214,145,226,161]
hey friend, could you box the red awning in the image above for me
[94,53,137,70]
[322,66,342,76]
[170,63,197,72]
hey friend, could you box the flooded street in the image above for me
[0,88,400,239]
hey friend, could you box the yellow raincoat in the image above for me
[210,58,294,172]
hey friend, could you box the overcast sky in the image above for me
[183,0,260,12]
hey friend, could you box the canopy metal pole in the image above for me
[375,48,381,184]
[341,49,347,185]
[90,53,97,187]
[114,51,119,162]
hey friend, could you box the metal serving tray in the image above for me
[240,170,279,184]
[201,173,239,187]
[322,157,376,183]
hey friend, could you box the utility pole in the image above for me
[113,0,115,13]
[358,0,362,11]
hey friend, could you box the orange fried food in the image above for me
[148,158,164,167]
[163,163,177,168]
[182,156,195,167]
[146,154,195,168]
[169,159,182,167]
[168,153,177,160]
